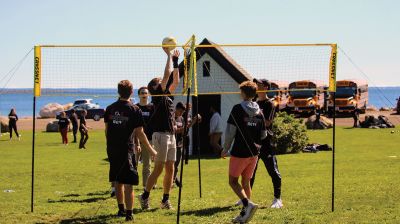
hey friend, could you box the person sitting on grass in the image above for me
[79,110,89,149]
[105,80,157,221]
[58,111,70,146]
[221,80,267,223]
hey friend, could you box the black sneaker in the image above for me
[125,214,134,221]
[175,178,182,188]
[117,210,126,217]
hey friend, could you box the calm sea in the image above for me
[0,87,399,117]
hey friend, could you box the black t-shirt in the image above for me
[257,99,276,131]
[69,113,78,126]
[104,100,144,151]
[79,116,86,130]
[136,103,154,140]
[227,104,266,158]
[8,113,18,124]
[175,115,184,148]
[149,85,175,133]
[58,118,70,129]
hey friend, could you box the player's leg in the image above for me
[116,183,125,216]
[141,143,151,189]
[173,147,182,187]
[124,184,134,221]
[265,155,283,208]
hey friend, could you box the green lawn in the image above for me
[0,127,399,223]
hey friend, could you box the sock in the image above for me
[126,210,132,217]
[111,187,115,192]
[118,203,125,212]
[142,190,150,200]
[162,194,169,203]
[241,198,249,207]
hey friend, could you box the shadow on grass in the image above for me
[87,190,109,196]
[62,193,81,197]
[59,214,116,224]
[48,196,108,204]
[181,205,233,217]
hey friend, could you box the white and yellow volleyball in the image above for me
[162,36,177,52]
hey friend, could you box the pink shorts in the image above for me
[229,156,258,179]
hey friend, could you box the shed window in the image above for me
[203,61,210,77]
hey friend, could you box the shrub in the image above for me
[271,112,308,154]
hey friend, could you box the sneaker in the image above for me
[125,214,134,221]
[270,198,283,208]
[160,200,173,210]
[241,201,258,223]
[110,190,116,197]
[175,178,182,188]
[117,210,126,217]
[231,207,246,223]
[235,199,242,206]
[138,194,150,210]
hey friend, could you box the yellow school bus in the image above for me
[328,79,368,114]
[286,80,326,114]
[267,81,288,111]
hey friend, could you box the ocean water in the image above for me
[0,87,399,117]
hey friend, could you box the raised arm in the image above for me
[161,49,180,93]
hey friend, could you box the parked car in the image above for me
[72,99,100,109]
[396,96,400,114]
[56,99,105,121]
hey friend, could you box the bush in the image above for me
[271,112,308,154]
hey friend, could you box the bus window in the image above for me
[335,86,356,97]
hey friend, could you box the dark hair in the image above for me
[9,108,16,115]
[175,102,186,111]
[147,78,162,95]
[137,86,148,95]
[118,80,133,99]
[239,81,258,99]
[71,108,75,113]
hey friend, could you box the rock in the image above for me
[63,103,73,110]
[39,103,64,118]
[306,115,333,129]
[366,105,378,111]
[46,120,59,132]
[379,107,391,111]
[0,116,9,132]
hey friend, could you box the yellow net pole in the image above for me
[33,46,41,97]
[329,44,337,92]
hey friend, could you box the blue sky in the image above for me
[0,0,399,87]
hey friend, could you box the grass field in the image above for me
[0,127,399,223]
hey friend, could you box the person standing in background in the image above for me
[58,111,70,145]
[209,105,223,155]
[79,110,89,149]
[134,86,155,189]
[69,109,79,143]
[8,108,20,141]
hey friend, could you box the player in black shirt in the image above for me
[8,108,20,141]
[221,81,267,223]
[69,109,79,143]
[78,110,89,149]
[105,80,157,221]
[58,111,70,145]
[134,86,155,188]
[251,78,283,209]
[139,48,180,210]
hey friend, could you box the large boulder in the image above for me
[305,115,333,129]
[46,120,59,132]
[0,116,9,133]
[63,103,73,110]
[40,103,64,118]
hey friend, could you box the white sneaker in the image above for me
[231,207,246,223]
[242,201,258,223]
[235,199,242,206]
[270,198,283,208]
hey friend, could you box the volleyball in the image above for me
[162,36,177,52]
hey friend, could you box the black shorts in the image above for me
[107,149,139,185]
